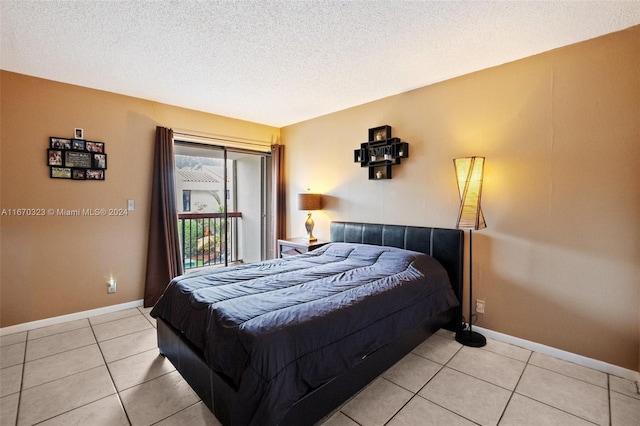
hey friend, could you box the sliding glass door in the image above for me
[174,142,271,269]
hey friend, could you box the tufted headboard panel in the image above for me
[330,221,463,331]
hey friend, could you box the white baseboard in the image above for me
[0,300,144,336]
[474,325,640,382]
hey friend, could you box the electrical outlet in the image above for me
[127,199,135,211]
[476,299,485,314]
[107,279,117,294]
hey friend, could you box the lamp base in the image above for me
[455,330,486,347]
[305,212,317,242]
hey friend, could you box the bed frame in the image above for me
[156,221,463,425]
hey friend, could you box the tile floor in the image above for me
[1,307,638,425]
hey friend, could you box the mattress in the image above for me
[151,242,458,425]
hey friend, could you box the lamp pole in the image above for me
[455,229,486,347]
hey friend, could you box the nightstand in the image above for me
[278,237,330,258]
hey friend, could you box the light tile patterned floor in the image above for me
[1,308,638,425]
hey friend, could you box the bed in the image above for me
[151,221,463,425]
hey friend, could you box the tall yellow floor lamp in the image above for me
[454,156,487,347]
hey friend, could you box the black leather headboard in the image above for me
[330,221,463,330]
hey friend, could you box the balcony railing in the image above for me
[178,212,242,270]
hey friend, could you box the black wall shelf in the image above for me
[354,125,409,180]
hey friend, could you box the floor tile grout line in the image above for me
[0,346,27,370]
[102,345,162,366]
[27,393,120,426]
[88,308,144,324]
[405,392,482,425]
[510,391,603,426]
[478,345,532,363]
[511,353,609,426]
[147,401,205,426]
[422,362,518,421]
[495,349,534,425]
[526,362,610,390]
[0,336,27,349]
[607,374,612,426]
[339,410,362,426]
[94,325,156,346]
[441,346,524,394]
[89,315,134,426]
[13,330,30,426]
[23,321,91,343]
[383,345,486,425]
[19,347,104,393]
[25,327,90,340]
[443,363,522,393]
[137,307,157,328]
[112,369,178,394]
[609,387,640,400]
[21,342,97,365]
[89,313,148,329]
[528,353,612,388]
[381,392,419,426]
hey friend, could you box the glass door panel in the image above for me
[174,142,270,269]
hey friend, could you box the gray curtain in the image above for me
[144,127,183,307]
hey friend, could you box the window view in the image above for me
[174,143,270,270]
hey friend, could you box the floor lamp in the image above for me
[454,156,487,347]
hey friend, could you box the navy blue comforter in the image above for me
[151,243,458,425]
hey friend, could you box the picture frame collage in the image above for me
[48,131,107,180]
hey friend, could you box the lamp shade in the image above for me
[454,157,486,230]
[298,193,322,211]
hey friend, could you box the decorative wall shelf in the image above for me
[354,125,409,180]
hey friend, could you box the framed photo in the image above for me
[50,137,71,150]
[369,125,391,142]
[51,167,71,179]
[86,169,105,180]
[86,141,104,153]
[72,169,86,180]
[48,135,106,181]
[48,149,63,166]
[93,153,107,169]
[64,151,92,168]
[71,139,85,151]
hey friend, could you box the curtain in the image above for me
[271,143,286,256]
[144,127,183,307]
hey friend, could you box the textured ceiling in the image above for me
[2,1,640,127]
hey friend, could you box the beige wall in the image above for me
[0,71,279,327]
[282,26,640,370]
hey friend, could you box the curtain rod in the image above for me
[172,129,275,149]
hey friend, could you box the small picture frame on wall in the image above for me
[72,169,86,180]
[64,151,92,168]
[93,153,107,169]
[74,128,84,139]
[50,137,71,150]
[51,167,72,179]
[47,149,63,166]
[86,141,104,153]
[71,139,85,151]
[369,125,391,142]
[86,169,105,180]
